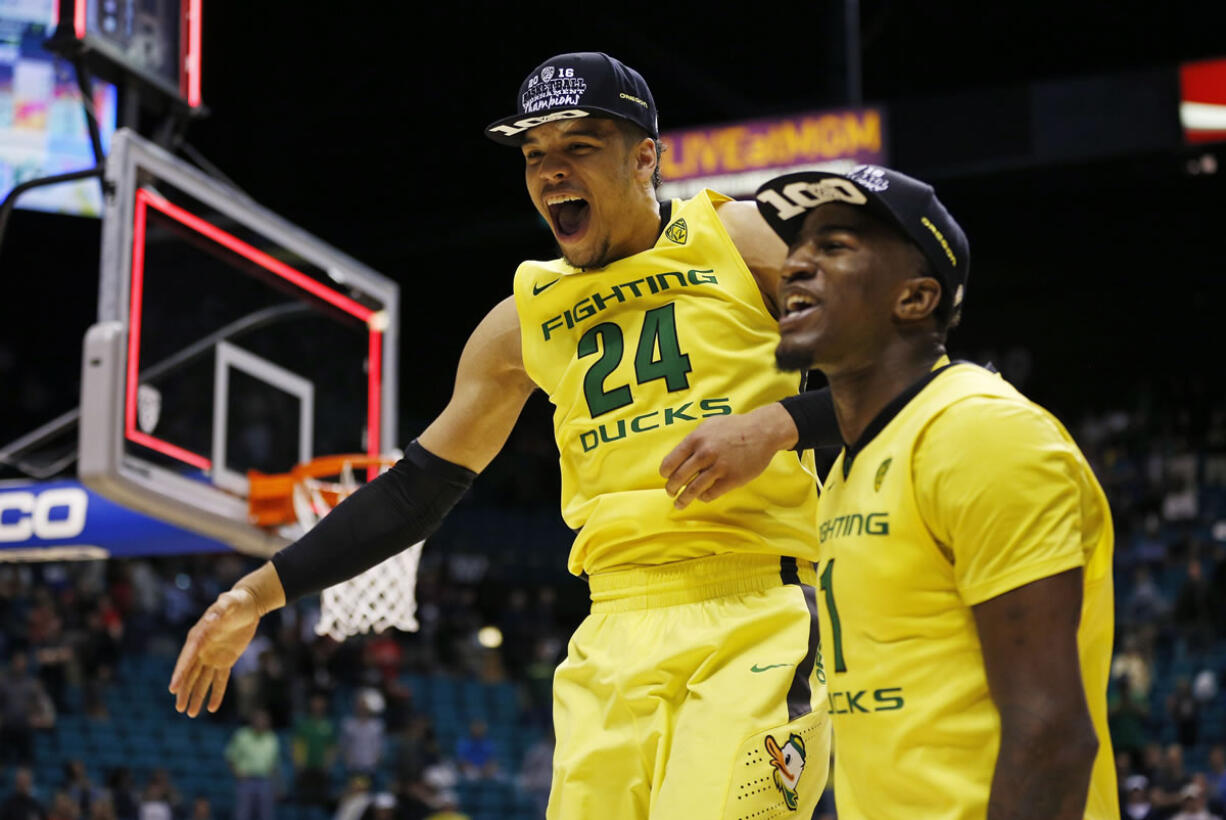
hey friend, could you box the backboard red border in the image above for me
[124,187,383,472]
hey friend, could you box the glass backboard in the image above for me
[79,128,399,555]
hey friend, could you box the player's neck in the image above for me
[601,186,664,262]
[826,342,944,446]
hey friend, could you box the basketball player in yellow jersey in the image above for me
[664,165,1118,820]
[168,53,831,818]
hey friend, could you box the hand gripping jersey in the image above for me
[816,359,1117,820]
[513,190,820,576]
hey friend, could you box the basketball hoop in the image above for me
[248,453,423,641]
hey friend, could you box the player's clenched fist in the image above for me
[168,587,260,717]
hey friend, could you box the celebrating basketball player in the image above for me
[663,165,1118,820]
[170,52,835,818]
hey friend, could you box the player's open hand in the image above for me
[168,587,260,717]
[660,404,798,509]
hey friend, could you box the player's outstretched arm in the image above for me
[169,297,534,716]
[169,578,270,717]
[416,295,537,471]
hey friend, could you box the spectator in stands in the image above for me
[392,714,441,786]
[363,633,404,686]
[1199,771,1226,819]
[86,796,115,820]
[422,789,468,820]
[1210,746,1226,808]
[292,693,336,806]
[79,607,119,720]
[1154,743,1191,813]
[1132,514,1169,568]
[59,762,103,818]
[141,773,178,820]
[381,677,415,734]
[253,649,292,729]
[187,797,211,820]
[45,793,77,820]
[1113,632,1155,698]
[32,611,73,713]
[102,771,136,820]
[1109,675,1152,760]
[231,632,273,719]
[1122,775,1156,820]
[1168,677,1202,747]
[0,650,56,764]
[340,689,385,777]
[224,708,279,820]
[1172,780,1222,820]
[93,595,124,650]
[0,768,45,820]
[517,729,552,818]
[456,720,498,781]
[521,637,560,728]
[413,764,462,818]
[1126,567,1170,629]
[1175,559,1216,652]
[136,779,171,820]
[1163,473,1199,523]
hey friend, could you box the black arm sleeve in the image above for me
[780,386,842,451]
[270,440,476,603]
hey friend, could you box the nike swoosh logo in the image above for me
[750,663,793,673]
[532,278,560,295]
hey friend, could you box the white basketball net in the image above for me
[291,459,423,642]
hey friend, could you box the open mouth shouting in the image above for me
[779,289,821,331]
[545,193,591,243]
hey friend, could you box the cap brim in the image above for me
[484,106,655,145]
[755,170,910,247]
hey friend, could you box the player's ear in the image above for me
[634,138,658,183]
[894,276,942,323]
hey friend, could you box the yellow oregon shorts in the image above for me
[548,553,831,820]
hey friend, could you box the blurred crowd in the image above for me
[0,545,568,819]
[0,394,1224,819]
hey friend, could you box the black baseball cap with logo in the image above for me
[755,166,970,310]
[485,52,659,146]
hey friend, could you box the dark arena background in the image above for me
[2,1,1225,818]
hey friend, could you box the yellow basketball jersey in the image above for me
[816,360,1117,820]
[513,190,820,576]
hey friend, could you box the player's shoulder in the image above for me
[917,386,1072,472]
[711,197,769,241]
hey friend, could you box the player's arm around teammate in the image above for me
[169,298,535,717]
[656,199,842,507]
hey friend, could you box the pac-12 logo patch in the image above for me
[664,218,688,244]
[874,457,892,492]
[765,733,806,810]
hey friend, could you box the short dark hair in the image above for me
[613,120,665,190]
[920,255,963,334]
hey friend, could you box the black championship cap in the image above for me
[485,52,659,146]
[755,166,970,310]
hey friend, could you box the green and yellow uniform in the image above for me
[513,191,829,819]
[816,358,1117,820]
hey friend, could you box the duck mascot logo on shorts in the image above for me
[765,732,806,810]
